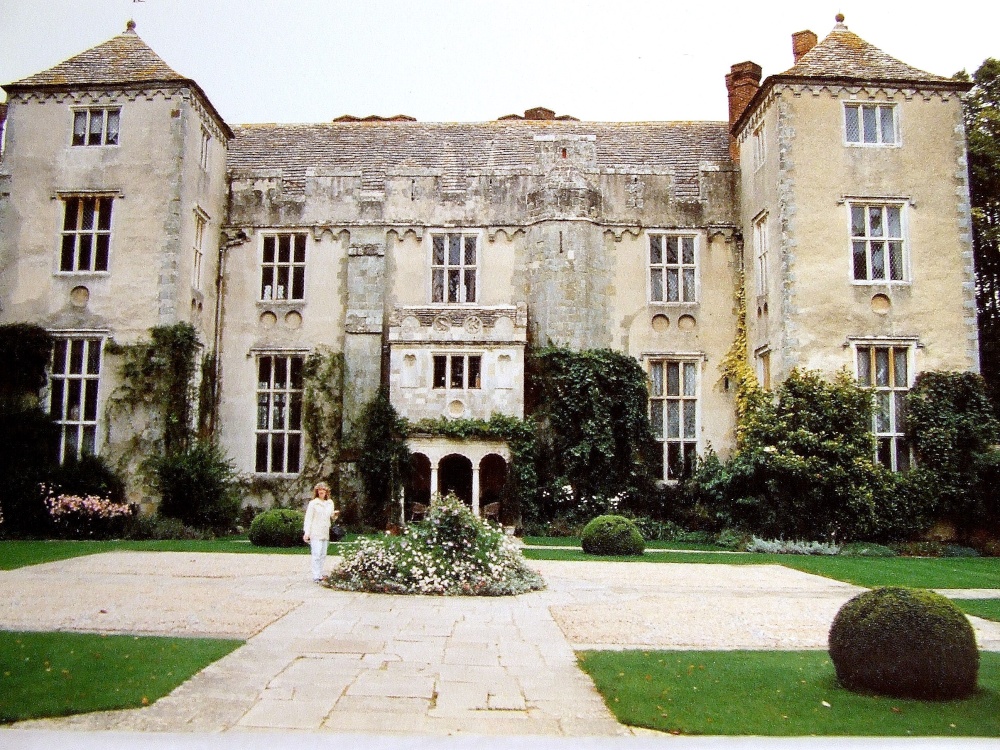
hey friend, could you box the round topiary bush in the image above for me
[248,508,306,547]
[581,515,645,556]
[829,587,979,700]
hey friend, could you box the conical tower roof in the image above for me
[3,20,232,138]
[781,15,951,84]
[6,20,187,89]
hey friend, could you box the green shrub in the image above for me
[829,587,979,700]
[839,542,896,557]
[151,441,241,533]
[248,509,306,547]
[581,515,645,556]
[123,514,208,540]
[943,544,981,558]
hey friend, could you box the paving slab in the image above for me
[3,550,999,740]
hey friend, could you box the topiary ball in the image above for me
[580,515,645,556]
[829,587,979,700]
[248,508,306,547]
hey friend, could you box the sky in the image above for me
[1,0,998,126]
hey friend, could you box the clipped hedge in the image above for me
[829,587,979,700]
[581,515,645,556]
[248,508,306,547]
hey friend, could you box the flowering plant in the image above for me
[328,493,544,596]
[45,488,133,539]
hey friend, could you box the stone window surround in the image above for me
[429,230,480,305]
[432,352,482,390]
[846,199,909,284]
[254,352,305,475]
[751,122,766,171]
[645,353,703,482]
[753,211,769,299]
[647,231,700,304]
[852,339,915,472]
[56,193,116,275]
[192,207,209,291]
[71,106,120,147]
[259,232,307,302]
[48,332,105,463]
[843,101,899,147]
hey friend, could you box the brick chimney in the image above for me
[725,61,762,162]
[792,30,818,63]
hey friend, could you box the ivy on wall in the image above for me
[106,322,201,456]
[719,262,765,447]
[526,345,659,512]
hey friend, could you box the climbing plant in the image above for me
[106,322,201,456]
[719,262,766,447]
[351,388,410,528]
[526,346,659,515]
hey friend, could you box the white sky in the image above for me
[1,0,998,125]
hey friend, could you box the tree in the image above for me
[958,61,1000,408]
[352,389,410,529]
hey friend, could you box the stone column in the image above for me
[471,464,481,516]
[430,462,439,499]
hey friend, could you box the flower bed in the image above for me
[327,494,544,596]
[45,491,132,539]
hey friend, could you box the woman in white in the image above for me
[303,481,338,582]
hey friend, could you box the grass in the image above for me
[522,536,726,552]
[952,599,1000,622]
[0,630,242,723]
[522,548,1000,589]
[0,537,359,570]
[577,649,1000,736]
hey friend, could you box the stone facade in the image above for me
[0,17,977,508]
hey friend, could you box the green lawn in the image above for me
[577,649,1000,736]
[952,599,1000,622]
[0,538,360,570]
[523,548,1000,589]
[522,536,725,552]
[0,630,242,723]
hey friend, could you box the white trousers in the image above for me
[310,538,328,580]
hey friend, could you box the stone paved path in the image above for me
[2,552,999,736]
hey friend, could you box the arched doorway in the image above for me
[439,453,473,505]
[479,453,508,519]
[405,453,431,520]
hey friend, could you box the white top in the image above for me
[303,498,336,541]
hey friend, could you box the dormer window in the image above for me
[845,103,898,146]
[72,108,120,146]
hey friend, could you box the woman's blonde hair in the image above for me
[312,481,331,497]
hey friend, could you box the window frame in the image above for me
[751,123,766,171]
[844,102,899,147]
[848,201,908,284]
[199,127,211,171]
[49,335,103,463]
[753,212,769,297]
[58,195,114,274]
[429,231,480,305]
[254,353,305,475]
[648,357,700,481]
[432,353,483,390]
[260,233,307,302]
[854,342,913,472]
[192,211,207,290]
[648,232,699,304]
[71,107,121,147]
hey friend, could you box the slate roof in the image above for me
[3,22,234,138]
[228,121,732,199]
[5,22,186,89]
[780,19,951,83]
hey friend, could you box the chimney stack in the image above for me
[792,30,818,63]
[725,61,762,162]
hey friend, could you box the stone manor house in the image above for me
[0,16,978,515]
